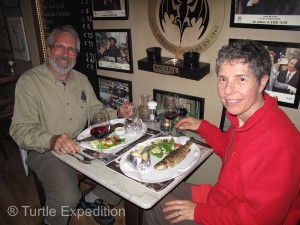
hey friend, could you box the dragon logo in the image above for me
[159,0,209,44]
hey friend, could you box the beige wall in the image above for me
[20,0,300,185]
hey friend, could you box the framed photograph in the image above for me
[98,75,132,109]
[6,17,30,61]
[4,0,20,8]
[230,39,300,109]
[91,0,129,20]
[219,106,231,132]
[95,29,133,73]
[230,0,300,30]
[153,89,205,119]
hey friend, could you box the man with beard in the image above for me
[10,25,132,225]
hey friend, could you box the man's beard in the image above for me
[48,56,75,75]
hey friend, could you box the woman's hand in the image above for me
[163,200,197,223]
[175,117,202,131]
[50,133,79,154]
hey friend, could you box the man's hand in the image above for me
[118,101,133,118]
[50,134,80,154]
[163,200,197,223]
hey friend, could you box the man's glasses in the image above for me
[51,44,78,56]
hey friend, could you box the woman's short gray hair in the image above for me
[216,39,271,82]
[46,25,80,52]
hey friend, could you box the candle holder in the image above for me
[159,114,171,131]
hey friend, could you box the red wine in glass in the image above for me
[164,111,178,120]
[90,125,110,139]
[89,108,110,158]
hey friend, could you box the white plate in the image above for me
[119,136,201,183]
[77,118,147,154]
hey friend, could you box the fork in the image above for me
[76,152,94,162]
[67,153,92,164]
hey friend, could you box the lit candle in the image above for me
[164,119,170,127]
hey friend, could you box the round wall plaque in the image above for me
[148,0,224,58]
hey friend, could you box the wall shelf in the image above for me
[137,57,210,81]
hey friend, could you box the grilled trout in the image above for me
[154,137,194,170]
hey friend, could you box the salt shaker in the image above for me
[147,100,157,122]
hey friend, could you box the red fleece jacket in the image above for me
[192,94,300,225]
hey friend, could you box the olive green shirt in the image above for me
[10,63,117,153]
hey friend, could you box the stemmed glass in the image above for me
[89,108,110,158]
[162,94,179,135]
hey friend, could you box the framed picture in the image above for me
[4,0,20,8]
[6,17,30,61]
[98,75,132,109]
[230,0,300,30]
[91,0,129,20]
[95,29,133,73]
[219,106,231,132]
[153,89,205,119]
[230,39,300,109]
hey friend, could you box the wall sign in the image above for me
[6,17,30,61]
[148,0,224,57]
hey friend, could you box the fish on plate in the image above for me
[154,137,194,171]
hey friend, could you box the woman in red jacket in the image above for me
[143,40,300,225]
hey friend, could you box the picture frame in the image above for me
[230,39,300,109]
[98,75,132,109]
[4,0,20,8]
[153,89,205,119]
[95,29,133,73]
[91,0,129,20]
[230,0,300,30]
[219,106,231,132]
[6,17,30,61]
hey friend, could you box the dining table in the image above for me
[52,121,214,225]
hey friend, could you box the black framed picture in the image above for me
[98,75,132,109]
[94,29,133,73]
[230,39,300,109]
[230,0,300,30]
[219,106,231,132]
[91,0,129,20]
[153,89,205,119]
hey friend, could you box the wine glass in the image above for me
[162,94,179,135]
[89,108,110,158]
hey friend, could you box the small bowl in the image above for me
[115,127,126,136]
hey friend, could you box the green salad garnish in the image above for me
[149,138,176,158]
[90,134,125,150]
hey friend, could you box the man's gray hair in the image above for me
[46,25,80,52]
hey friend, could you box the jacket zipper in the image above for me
[222,129,235,168]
